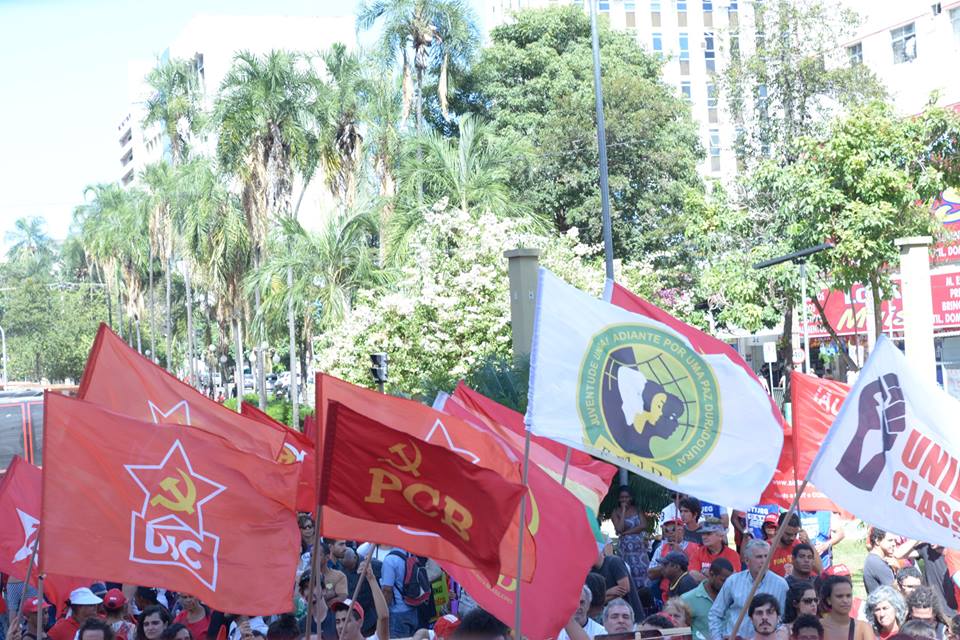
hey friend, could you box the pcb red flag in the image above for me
[41,393,300,614]
[317,374,535,579]
[78,324,318,511]
[321,401,524,583]
[0,456,87,614]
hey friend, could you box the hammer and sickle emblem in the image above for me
[379,441,423,477]
[150,469,198,514]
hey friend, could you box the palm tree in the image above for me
[141,161,177,366]
[356,0,479,128]
[320,43,366,211]
[215,49,322,408]
[143,58,203,165]
[5,217,56,263]
[363,73,404,259]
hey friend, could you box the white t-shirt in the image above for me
[557,618,605,640]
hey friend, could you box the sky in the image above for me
[0,0,375,249]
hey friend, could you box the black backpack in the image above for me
[387,550,432,606]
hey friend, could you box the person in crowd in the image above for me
[690,520,741,581]
[819,576,872,640]
[450,609,510,640]
[318,543,348,606]
[769,514,815,578]
[559,586,606,640]
[226,615,270,640]
[381,547,418,638]
[916,545,958,618]
[663,552,698,601]
[136,606,172,640]
[49,587,104,640]
[79,618,115,640]
[638,614,676,637]
[709,539,788,640]
[683,558,735,640]
[431,615,461,640]
[897,567,923,600]
[900,619,939,640]
[748,594,782,640]
[865,585,907,640]
[326,540,349,571]
[864,529,898,595]
[159,625,191,640]
[5,596,44,640]
[612,486,650,591]
[906,586,949,639]
[680,497,706,545]
[341,550,381,637]
[602,599,636,634]
[949,615,960,640]
[650,517,698,609]
[786,544,819,587]
[328,562,390,640]
[586,572,609,620]
[172,595,209,640]
[762,515,780,544]
[298,515,315,555]
[783,582,818,625]
[134,588,163,615]
[596,545,646,620]
[103,589,135,640]
[663,598,693,628]
[265,615,301,640]
[792,615,824,640]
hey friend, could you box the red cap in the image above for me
[663,517,683,526]
[330,598,364,622]
[824,564,851,577]
[22,598,43,615]
[763,513,780,526]
[434,614,461,639]
[103,589,127,611]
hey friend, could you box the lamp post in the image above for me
[753,243,834,374]
[370,353,388,394]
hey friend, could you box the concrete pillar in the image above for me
[504,248,541,359]
[895,236,935,379]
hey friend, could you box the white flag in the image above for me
[808,335,960,546]
[524,269,783,508]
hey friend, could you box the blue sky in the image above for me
[2,0,486,248]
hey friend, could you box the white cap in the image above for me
[69,587,103,606]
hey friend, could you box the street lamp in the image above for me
[370,353,388,393]
[753,242,834,374]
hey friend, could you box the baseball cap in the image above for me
[701,518,725,533]
[330,598,364,622]
[433,614,461,638]
[663,551,689,569]
[69,587,103,606]
[662,516,683,527]
[90,582,108,598]
[22,597,44,614]
[824,564,851,577]
[103,589,127,611]
[763,513,780,526]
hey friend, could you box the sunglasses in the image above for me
[300,523,314,530]
[801,597,819,604]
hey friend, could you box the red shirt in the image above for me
[48,617,80,640]
[688,544,741,574]
[770,540,800,576]
[174,611,211,640]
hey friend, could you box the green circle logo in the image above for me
[577,324,722,479]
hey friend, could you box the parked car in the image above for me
[0,388,44,470]
[265,373,278,392]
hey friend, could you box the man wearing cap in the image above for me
[690,520,741,582]
[103,589,135,640]
[326,560,389,640]
[650,516,698,609]
[48,587,103,640]
[663,551,698,601]
[5,596,45,640]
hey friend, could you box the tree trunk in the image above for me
[254,248,268,410]
[869,273,883,351]
[117,284,124,340]
[778,305,793,412]
[234,315,244,414]
[148,245,156,361]
[165,255,174,370]
[811,294,860,373]
[288,263,299,428]
[185,261,196,388]
[135,315,142,353]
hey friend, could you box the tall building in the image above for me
[483,0,753,182]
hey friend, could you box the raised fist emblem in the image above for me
[835,373,906,491]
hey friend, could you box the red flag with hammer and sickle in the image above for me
[321,401,525,583]
[0,456,92,615]
[40,393,300,615]
[316,374,535,580]
[240,401,316,509]
[77,324,315,511]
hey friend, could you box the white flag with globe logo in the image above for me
[525,269,784,508]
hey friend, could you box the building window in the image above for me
[599,0,610,10]
[728,0,738,9]
[681,81,692,102]
[651,0,661,9]
[730,32,740,59]
[704,31,716,72]
[651,0,661,26]
[677,0,688,10]
[624,0,636,9]
[703,0,712,10]
[679,33,690,60]
[951,8,960,41]
[652,32,663,52]
[709,129,721,171]
[706,82,717,108]
[677,0,688,26]
[848,42,862,66]
[891,23,916,64]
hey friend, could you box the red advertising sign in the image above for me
[801,268,960,338]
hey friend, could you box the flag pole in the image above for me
[37,574,45,640]
[513,429,533,636]
[339,545,378,640]
[560,447,572,487]
[728,476,810,640]
[13,536,40,631]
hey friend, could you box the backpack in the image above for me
[388,550,432,606]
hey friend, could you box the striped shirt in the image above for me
[708,569,788,640]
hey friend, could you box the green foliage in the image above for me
[597,473,674,521]
[223,394,314,429]
[456,6,704,279]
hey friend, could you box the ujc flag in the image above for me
[525,269,783,508]
[808,335,960,546]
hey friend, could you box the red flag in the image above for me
[40,393,300,615]
[0,457,91,614]
[435,395,600,640]
[302,413,318,445]
[321,402,525,583]
[760,372,850,511]
[452,383,616,486]
[316,374,534,580]
[240,402,316,511]
[78,324,316,511]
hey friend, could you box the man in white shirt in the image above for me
[559,586,606,640]
[563,597,635,640]
[708,539,788,640]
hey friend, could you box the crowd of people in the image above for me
[3,490,960,640]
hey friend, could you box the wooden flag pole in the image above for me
[37,574,45,640]
[728,476,810,640]
[513,429,533,637]
[305,508,323,639]
[12,536,40,633]
[560,447,572,487]
[338,545,378,640]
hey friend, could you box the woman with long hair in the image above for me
[611,486,650,589]
[820,576,873,640]
[784,581,819,624]
[136,607,171,640]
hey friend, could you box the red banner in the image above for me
[240,402,316,511]
[321,402,524,583]
[41,393,300,615]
